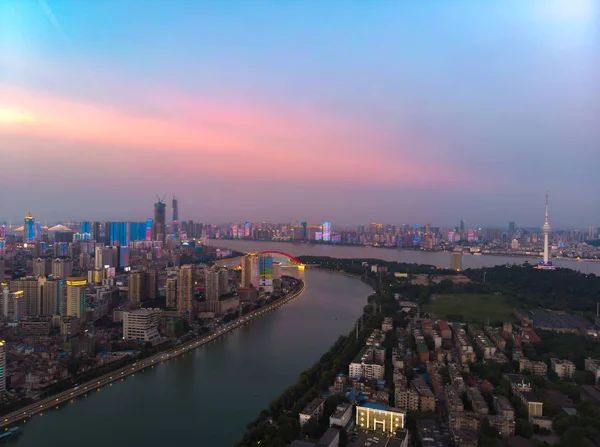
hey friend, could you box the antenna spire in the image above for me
[545,191,549,223]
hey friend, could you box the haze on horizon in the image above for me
[0,0,598,229]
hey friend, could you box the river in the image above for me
[215,240,600,275]
[10,268,373,447]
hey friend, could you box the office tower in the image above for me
[322,221,332,242]
[123,309,161,344]
[244,221,251,238]
[589,226,595,240]
[258,253,274,291]
[0,259,4,283]
[241,253,259,288]
[509,222,516,233]
[0,223,5,239]
[166,277,178,309]
[10,277,41,315]
[91,222,101,241]
[24,213,36,243]
[450,251,463,271]
[0,340,5,394]
[153,198,166,243]
[0,240,5,256]
[129,271,146,305]
[459,220,465,232]
[80,222,91,240]
[172,196,179,234]
[177,265,193,314]
[300,221,307,239]
[66,277,86,317]
[52,257,73,279]
[41,278,64,315]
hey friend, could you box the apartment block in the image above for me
[550,358,576,379]
[466,387,489,415]
[519,358,548,376]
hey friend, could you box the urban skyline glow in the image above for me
[0,0,598,227]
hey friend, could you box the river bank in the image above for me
[0,279,306,431]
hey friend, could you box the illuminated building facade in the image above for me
[66,277,87,317]
[81,222,91,240]
[356,404,405,434]
[244,221,251,238]
[24,213,36,244]
[322,221,331,242]
[145,219,153,241]
[241,254,259,288]
[259,254,273,291]
[177,265,193,315]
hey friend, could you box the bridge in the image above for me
[258,251,305,269]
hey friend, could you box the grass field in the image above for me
[423,293,514,325]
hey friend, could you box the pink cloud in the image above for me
[0,82,482,188]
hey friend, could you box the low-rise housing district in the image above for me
[290,311,600,447]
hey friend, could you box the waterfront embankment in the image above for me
[0,280,306,431]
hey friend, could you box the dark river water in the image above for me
[11,268,373,447]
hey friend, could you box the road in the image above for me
[0,280,306,431]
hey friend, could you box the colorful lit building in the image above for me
[24,213,36,243]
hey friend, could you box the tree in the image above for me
[515,418,533,438]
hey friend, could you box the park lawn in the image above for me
[423,293,514,325]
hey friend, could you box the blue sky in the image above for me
[0,0,598,227]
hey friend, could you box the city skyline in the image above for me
[1,1,599,226]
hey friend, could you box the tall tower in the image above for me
[24,213,36,244]
[153,196,166,244]
[172,196,179,234]
[0,340,5,394]
[542,192,551,265]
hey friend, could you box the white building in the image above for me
[550,358,576,379]
[330,402,353,428]
[349,347,385,381]
[585,358,600,383]
[123,308,162,345]
[299,397,325,427]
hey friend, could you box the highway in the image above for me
[0,280,306,431]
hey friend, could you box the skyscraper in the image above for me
[509,222,516,233]
[542,193,551,265]
[322,221,331,242]
[52,258,73,279]
[24,213,36,243]
[153,198,166,243]
[459,220,465,232]
[166,277,178,308]
[128,271,146,305]
[172,196,179,234]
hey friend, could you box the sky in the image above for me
[0,0,598,228]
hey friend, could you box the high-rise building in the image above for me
[129,271,146,305]
[10,277,41,315]
[0,340,6,394]
[259,253,274,292]
[172,196,179,234]
[33,258,51,276]
[451,251,463,271]
[509,222,516,233]
[146,270,158,300]
[322,221,332,242]
[95,246,118,270]
[2,287,24,320]
[206,269,227,302]
[52,258,73,279]
[41,278,64,315]
[166,277,178,309]
[145,219,153,241]
[153,198,167,243]
[177,265,193,315]
[459,220,465,232]
[66,277,87,317]
[0,259,4,283]
[241,254,259,288]
[24,213,36,244]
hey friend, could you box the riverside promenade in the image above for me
[0,280,306,431]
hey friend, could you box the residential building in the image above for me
[382,317,393,332]
[166,277,177,309]
[32,258,51,276]
[66,277,87,317]
[551,358,576,379]
[349,347,385,381]
[51,258,73,279]
[299,398,325,427]
[330,403,352,428]
[123,308,162,344]
[585,358,600,383]
[412,376,435,412]
[241,253,259,289]
[467,387,489,415]
[10,277,41,316]
[519,358,548,375]
[128,271,146,304]
[177,265,193,315]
